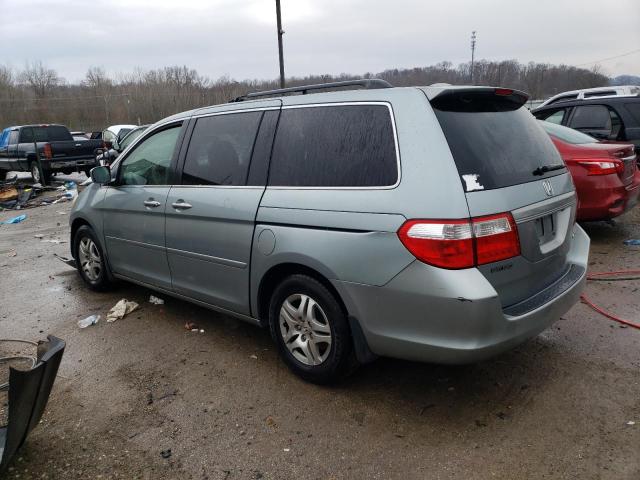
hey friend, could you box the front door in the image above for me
[101,122,184,289]
[166,105,279,314]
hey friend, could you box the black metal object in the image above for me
[231,79,393,102]
[0,336,65,473]
[275,0,285,89]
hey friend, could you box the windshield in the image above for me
[539,120,596,145]
[433,98,564,192]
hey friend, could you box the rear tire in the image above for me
[0,170,7,181]
[269,274,357,384]
[30,161,51,185]
[73,225,113,291]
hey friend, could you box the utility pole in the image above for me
[470,31,477,84]
[275,0,285,88]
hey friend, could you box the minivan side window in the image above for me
[119,125,182,186]
[182,111,262,186]
[268,104,398,187]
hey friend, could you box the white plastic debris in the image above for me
[627,421,636,426]
[78,314,100,329]
[149,295,165,305]
[34,234,44,239]
[462,174,484,192]
[106,299,139,322]
[250,354,258,360]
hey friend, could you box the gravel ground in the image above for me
[1,177,639,479]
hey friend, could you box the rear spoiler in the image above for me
[424,86,529,111]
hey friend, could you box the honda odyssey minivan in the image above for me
[70,80,590,383]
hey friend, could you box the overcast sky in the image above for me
[2,0,639,83]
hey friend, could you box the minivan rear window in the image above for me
[268,104,398,187]
[433,97,564,192]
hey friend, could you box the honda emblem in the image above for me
[542,180,554,197]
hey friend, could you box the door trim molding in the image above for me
[166,246,247,269]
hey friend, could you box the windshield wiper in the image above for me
[532,163,565,176]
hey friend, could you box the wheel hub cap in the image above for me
[279,293,332,366]
[78,237,102,282]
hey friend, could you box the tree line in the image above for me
[0,60,608,132]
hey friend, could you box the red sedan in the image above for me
[540,120,640,221]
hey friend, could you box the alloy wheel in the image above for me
[279,293,332,366]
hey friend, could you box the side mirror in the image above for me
[90,166,111,184]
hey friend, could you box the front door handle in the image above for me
[143,199,161,208]
[171,200,193,210]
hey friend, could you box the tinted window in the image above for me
[20,126,72,143]
[625,102,640,123]
[182,111,262,186]
[570,105,611,129]
[268,105,397,187]
[433,99,564,192]
[539,120,595,144]
[542,110,565,124]
[119,126,181,186]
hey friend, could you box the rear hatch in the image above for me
[429,87,578,309]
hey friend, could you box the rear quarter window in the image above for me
[268,104,398,187]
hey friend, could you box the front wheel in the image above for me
[73,225,113,291]
[269,274,356,384]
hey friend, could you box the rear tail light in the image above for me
[397,213,520,269]
[577,159,623,176]
[43,143,52,159]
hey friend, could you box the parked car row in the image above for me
[0,123,148,184]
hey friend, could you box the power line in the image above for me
[575,48,640,67]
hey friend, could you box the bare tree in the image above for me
[19,61,60,98]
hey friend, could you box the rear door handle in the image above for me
[172,200,192,210]
[143,200,161,208]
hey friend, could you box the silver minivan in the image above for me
[70,80,590,383]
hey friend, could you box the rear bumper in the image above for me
[333,224,590,364]
[46,158,98,170]
[576,172,640,221]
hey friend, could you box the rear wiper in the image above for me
[532,164,566,176]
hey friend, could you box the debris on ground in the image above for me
[627,421,636,426]
[40,238,66,244]
[0,186,19,202]
[77,315,100,329]
[149,295,165,305]
[249,354,258,360]
[160,449,172,459]
[106,299,139,323]
[623,239,640,246]
[6,250,17,257]
[34,234,44,239]
[0,214,27,224]
[184,321,199,331]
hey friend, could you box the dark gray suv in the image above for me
[70,81,590,383]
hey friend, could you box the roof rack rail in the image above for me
[231,78,393,102]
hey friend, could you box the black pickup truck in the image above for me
[0,124,103,184]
